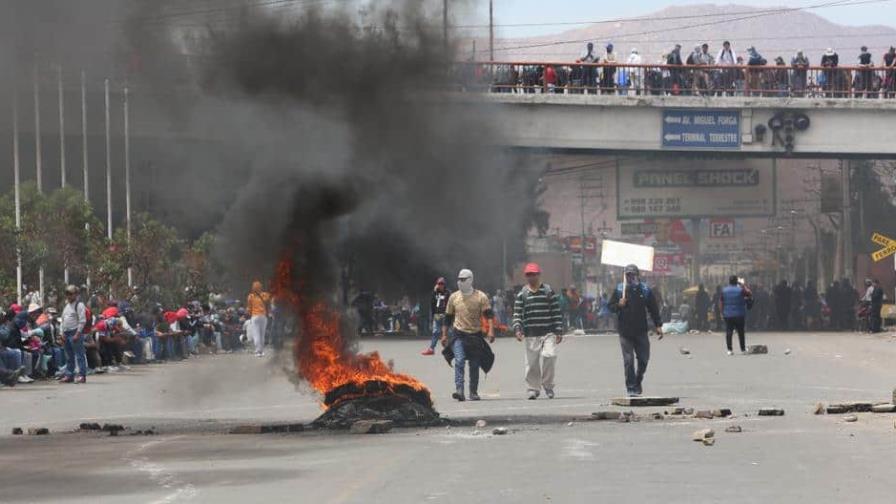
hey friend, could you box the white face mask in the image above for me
[458,276,474,295]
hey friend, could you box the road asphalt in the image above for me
[2,330,895,503]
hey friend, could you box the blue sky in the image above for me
[466,0,896,37]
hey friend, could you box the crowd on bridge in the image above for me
[0,281,287,388]
[476,41,896,99]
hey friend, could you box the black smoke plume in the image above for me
[200,2,543,305]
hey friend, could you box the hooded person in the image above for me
[246,280,271,357]
[440,269,496,401]
[608,264,663,397]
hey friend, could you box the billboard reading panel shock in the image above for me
[617,160,776,220]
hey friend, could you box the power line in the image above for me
[478,0,890,54]
[112,0,354,26]
[453,2,878,30]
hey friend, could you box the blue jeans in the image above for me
[52,347,66,371]
[429,318,444,350]
[452,331,480,393]
[0,347,22,370]
[64,330,88,378]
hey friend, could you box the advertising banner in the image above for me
[617,159,776,219]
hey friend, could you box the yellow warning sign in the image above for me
[871,232,896,248]
[872,242,896,262]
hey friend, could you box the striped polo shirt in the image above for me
[512,284,564,337]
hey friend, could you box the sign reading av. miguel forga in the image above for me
[662,109,741,150]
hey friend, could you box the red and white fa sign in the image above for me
[709,219,735,239]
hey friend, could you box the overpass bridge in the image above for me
[465,92,896,158]
[456,62,896,158]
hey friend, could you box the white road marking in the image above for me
[122,436,198,504]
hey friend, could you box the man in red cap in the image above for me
[512,263,564,399]
[422,277,451,356]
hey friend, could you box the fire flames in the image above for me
[272,253,431,409]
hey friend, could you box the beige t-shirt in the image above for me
[446,290,491,334]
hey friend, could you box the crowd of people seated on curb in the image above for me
[0,281,287,388]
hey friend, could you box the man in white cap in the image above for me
[441,269,495,401]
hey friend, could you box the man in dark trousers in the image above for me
[608,264,663,397]
[694,284,711,332]
[774,280,792,330]
[870,279,884,333]
[720,276,751,355]
[422,277,450,356]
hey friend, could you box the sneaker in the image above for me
[469,392,481,401]
[59,375,74,383]
[256,352,265,358]
[17,375,34,384]
[527,390,539,400]
[452,389,465,402]
[123,351,135,359]
[626,390,640,397]
[545,388,555,399]
[75,376,86,384]
[118,365,131,371]
[421,348,435,356]
[727,350,734,356]
[107,366,120,373]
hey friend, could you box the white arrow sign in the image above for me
[664,115,682,124]
[664,133,681,142]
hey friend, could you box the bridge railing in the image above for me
[454,61,896,99]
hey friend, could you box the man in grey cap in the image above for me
[60,285,89,383]
[608,265,663,397]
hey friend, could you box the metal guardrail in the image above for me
[455,61,896,99]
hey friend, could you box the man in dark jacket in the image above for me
[720,276,750,355]
[423,278,451,356]
[608,264,663,397]
[773,280,792,330]
[694,284,711,332]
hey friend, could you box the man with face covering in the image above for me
[441,269,495,401]
[608,264,663,397]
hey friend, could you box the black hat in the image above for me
[624,264,640,275]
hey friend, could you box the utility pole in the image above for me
[489,0,494,62]
[578,170,606,292]
[124,84,133,288]
[442,0,448,51]
[841,159,853,281]
[34,63,44,303]
[59,65,69,285]
[104,78,112,241]
[13,93,23,305]
[81,70,91,291]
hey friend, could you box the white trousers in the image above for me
[249,315,268,354]
[525,334,558,392]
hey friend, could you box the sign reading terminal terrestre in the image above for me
[662,109,741,150]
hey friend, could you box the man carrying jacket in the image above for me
[608,264,663,397]
[513,263,564,400]
[441,269,495,402]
